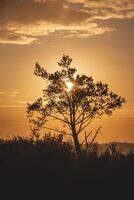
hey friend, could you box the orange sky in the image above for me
[0,0,134,142]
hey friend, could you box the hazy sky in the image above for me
[0,0,134,142]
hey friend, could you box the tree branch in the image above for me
[77,118,93,135]
[88,126,101,146]
[48,114,70,125]
[77,110,85,134]
[80,131,92,145]
[43,126,72,136]
[47,94,70,125]
[75,111,85,123]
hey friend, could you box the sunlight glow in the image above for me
[65,80,74,91]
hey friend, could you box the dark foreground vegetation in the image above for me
[0,134,134,200]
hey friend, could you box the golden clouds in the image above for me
[3,21,114,44]
[0,0,133,44]
[0,91,32,108]
[0,30,36,45]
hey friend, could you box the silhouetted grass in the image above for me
[0,134,133,200]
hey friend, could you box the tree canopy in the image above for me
[27,55,125,157]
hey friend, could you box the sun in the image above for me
[65,80,74,91]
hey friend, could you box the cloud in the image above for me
[0,91,34,108]
[0,92,30,107]
[0,91,5,95]
[0,105,25,108]
[113,104,134,119]
[19,100,33,105]
[64,0,134,20]
[6,21,114,39]
[0,91,19,96]
[9,91,19,97]
[0,0,89,25]
[0,28,36,44]
[0,100,34,108]
[11,91,19,95]
[19,101,27,104]
[0,0,133,44]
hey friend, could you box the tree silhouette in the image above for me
[27,55,125,157]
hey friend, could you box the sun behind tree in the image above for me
[65,79,74,91]
[27,55,125,157]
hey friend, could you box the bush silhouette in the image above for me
[0,135,134,199]
[0,134,134,199]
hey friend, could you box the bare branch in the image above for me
[43,126,72,136]
[75,111,84,123]
[88,126,101,146]
[48,94,70,125]
[80,131,92,145]
[77,118,93,135]
[77,110,85,134]
[75,103,110,126]
[48,114,70,125]
[75,111,94,125]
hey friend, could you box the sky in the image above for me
[0,0,134,143]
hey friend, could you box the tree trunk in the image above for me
[71,97,81,157]
[72,126,81,158]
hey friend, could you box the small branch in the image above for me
[75,111,84,123]
[80,127,101,149]
[75,111,94,125]
[48,94,70,125]
[43,126,72,137]
[77,110,85,134]
[88,126,101,146]
[49,114,70,125]
[77,118,93,135]
[76,103,109,126]
[80,131,92,145]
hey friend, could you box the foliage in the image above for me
[0,135,133,199]
[27,55,125,156]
